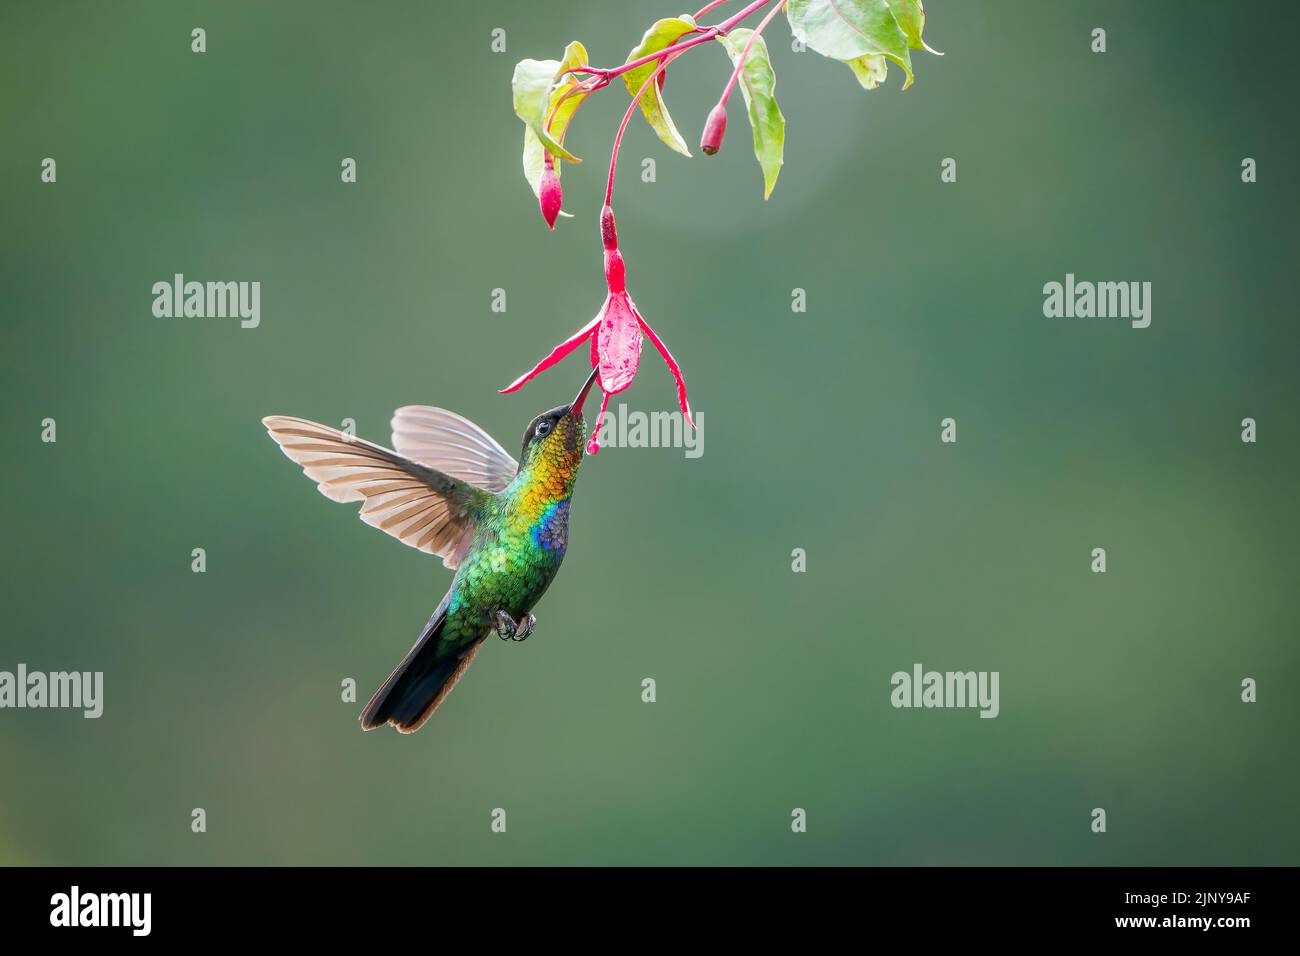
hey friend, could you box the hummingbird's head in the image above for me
[517,366,599,480]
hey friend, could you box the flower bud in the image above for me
[600,204,618,251]
[539,164,562,230]
[701,103,728,156]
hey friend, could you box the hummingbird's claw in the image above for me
[493,610,536,642]
[494,610,518,641]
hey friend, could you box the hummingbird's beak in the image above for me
[569,365,601,417]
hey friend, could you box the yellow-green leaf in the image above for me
[512,57,580,164]
[623,15,698,157]
[718,29,785,199]
[786,0,916,89]
[885,0,941,54]
[521,41,592,202]
[847,54,888,90]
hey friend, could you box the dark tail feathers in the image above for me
[360,607,480,734]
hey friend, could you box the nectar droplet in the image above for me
[585,437,600,456]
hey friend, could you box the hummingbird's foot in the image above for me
[494,610,519,641]
[512,613,536,642]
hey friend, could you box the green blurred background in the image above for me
[2,1,1297,866]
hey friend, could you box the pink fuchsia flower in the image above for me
[535,153,561,230]
[538,155,563,230]
[500,205,693,455]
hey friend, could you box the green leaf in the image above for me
[623,15,698,157]
[785,0,916,89]
[521,41,591,204]
[512,57,580,165]
[718,29,785,199]
[846,54,888,90]
[885,0,941,53]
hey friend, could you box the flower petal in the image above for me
[499,311,602,394]
[586,388,613,456]
[595,292,643,395]
[633,303,694,428]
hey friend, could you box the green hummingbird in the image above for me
[261,366,600,734]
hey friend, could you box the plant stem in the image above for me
[718,0,785,105]
[563,0,775,83]
[596,0,777,209]
[545,73,605,134]
[693,0,732,18]
[604,52,682,207]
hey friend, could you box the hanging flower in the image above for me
[500,205,692,454]
[538,156,563,230]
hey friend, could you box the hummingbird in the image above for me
[261,365,600,734]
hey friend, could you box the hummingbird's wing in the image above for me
[262,416,489,570]
[390,406,518,493]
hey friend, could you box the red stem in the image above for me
[604,52,682,206]
[719,0,785,105]
[544,73,604,134]
[693,0,732,17]
[563,0,775,83]
[600,0,777,208]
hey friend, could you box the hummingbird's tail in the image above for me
[360,603,480,734]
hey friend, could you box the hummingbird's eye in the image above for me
[535,420,553,438]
